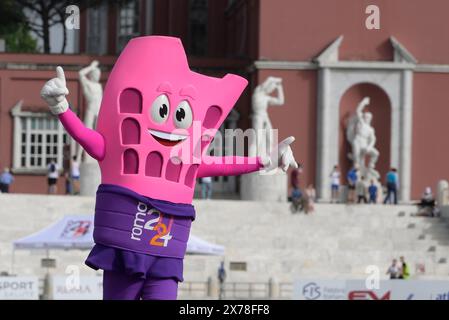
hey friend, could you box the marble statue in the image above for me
[77,60,103,162]
[250,76,284,156]
[241,76,293,201]
[346,96,380,180]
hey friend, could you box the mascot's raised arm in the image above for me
[40,36,297,300]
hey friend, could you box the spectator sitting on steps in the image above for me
[414,187,439,217]
[386,259,400,279]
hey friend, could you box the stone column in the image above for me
[399,69,413,202]
[316,67,332,201]
[268,277,279,299]
[79,155,101,196]
[207,276,219,299]
[11,110,22,170]
[240,171,288,202]
[437,180,449,207]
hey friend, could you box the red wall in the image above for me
[257,69,317,191]
[412,73,449,198]
[259,0,449,64]
[0,53,252,195]
[0,54,114,194]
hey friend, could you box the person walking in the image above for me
[386,259,400,279]
[368,180,378,204]
[201,176,213,200]
[330,165,341,203]
[0,168,14,193]
[71,156,81,195]
[346,166,358,203]
[64,171,72,195]
[218,261,226,300]
[47,159,59,194]
[356,176,367,204]
[383,168,398,205]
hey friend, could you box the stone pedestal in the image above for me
[79,160,101,196]
[374,179,384,204]
[437,180,449,207]
[240,171,288,202]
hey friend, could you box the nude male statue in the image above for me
[346,97,379,178]
[251,76,284,155]
[77,60,103,162]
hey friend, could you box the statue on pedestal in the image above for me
[241,76,296,201]
[77,61,103,195]
[346,96,380,182]
[250,76,284,156]
[77,60,103,163]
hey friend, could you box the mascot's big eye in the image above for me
[150,94,170,123]
[174,100,193,129]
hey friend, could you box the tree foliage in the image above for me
[0,0,38,53]
[14,0,104,54]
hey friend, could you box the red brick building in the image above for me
[0,0,448,200]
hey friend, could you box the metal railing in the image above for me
[178,279,293,300]
[279,282,293,299]
[178,281,209,298]
[223,282,270,299]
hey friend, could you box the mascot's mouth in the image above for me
[148,129,188,147]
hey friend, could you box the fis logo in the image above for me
[303,282,321,300]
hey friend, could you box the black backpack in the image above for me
[50,163,56,173]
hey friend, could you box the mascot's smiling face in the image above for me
[95,36,248,203]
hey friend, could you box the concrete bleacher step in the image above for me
[190,200,449,280]
[0,194,448,282]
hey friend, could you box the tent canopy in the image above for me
[13,214,224,255]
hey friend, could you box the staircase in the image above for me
[184,201,449,282]
[1,194,448,283]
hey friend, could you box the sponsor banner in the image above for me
[294,279,449,300]
[388,280,449,300]
[0,276,39,300]
[293,280,346,300]
[51,276,102,300]
[346,280,393,300]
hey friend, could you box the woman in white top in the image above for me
[71,156,81,195]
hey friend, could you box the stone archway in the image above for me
[315,36,416,202]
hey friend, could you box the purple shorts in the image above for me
[85,184,195,282]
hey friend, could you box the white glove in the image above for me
[262,136,299,173]
[40,66,69,115]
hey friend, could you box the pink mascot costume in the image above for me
[40,36,297,300]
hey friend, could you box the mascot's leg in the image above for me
[103,270,144,300]
[141,277,179,300]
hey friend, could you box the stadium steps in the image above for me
[186,201,449,281]
[0,194,448,283]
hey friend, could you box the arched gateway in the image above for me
[315,36,416,202]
